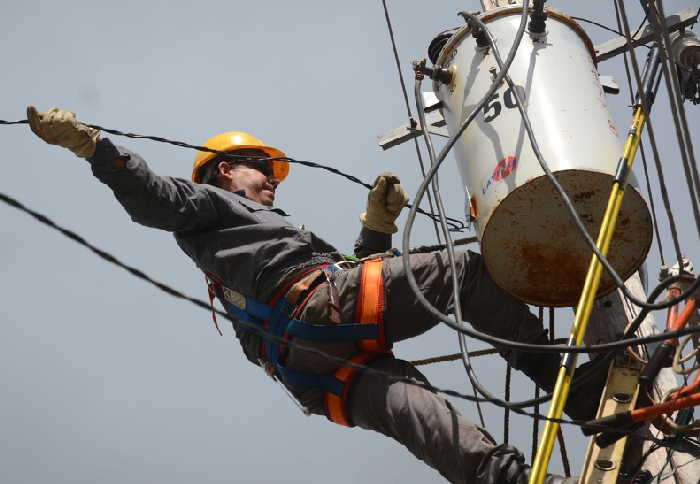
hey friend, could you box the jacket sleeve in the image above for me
[353,226,392,259]
[87,137,233,232]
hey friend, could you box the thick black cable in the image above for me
[504,362,512,445]
[0,188,589,424]
[531,306,544,464]
[640,143,666,266]
[4,188,700,440]
[0,189,512,407]
[4,142,698,347]
[0,118,466,232]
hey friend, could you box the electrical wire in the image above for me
[6,186,700,431]
[571,16,624,37]
[0,118,466,232]
[8,178,700,458]
[614,1,684,270]
[2,132,698,348]
[618,0,695,274]
[570,9,648,40]
[404,1,541,414]
[0,188,611,426]
[380,0,444,243]
[415,67,487,428]
[613,3,668,265]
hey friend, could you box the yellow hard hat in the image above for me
[191,131,289,183]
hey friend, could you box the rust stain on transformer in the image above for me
[574,190,596,201]
[519,242,587,304]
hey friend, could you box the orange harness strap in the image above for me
[324,352,388,427]
[324,258,391,427]
[355,258,387,352]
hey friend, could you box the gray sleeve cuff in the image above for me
[354,226,392,258]
[87,137,131,170]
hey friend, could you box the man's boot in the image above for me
[476,444,579,483]
[510,342,608,422]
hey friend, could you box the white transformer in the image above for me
[432,7,652,307]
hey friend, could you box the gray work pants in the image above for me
[284,251,567,484]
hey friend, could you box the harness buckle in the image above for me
[222,287,247,310]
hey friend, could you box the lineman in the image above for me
[27,106,596,484]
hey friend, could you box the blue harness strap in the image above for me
[208,271,383,393]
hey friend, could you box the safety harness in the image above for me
[205,259,391,427]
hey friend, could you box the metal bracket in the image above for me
[377,93,448,150]
[594,7,699,63]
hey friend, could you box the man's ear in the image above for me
[218,161,233,177]
[216,161,235,190]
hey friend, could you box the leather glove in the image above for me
[27,106,100,159]
[360,172,409,234]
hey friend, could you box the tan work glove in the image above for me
[360,173,409,234]
[27,106,100,159]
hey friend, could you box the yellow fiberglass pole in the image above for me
[528,106,647,484]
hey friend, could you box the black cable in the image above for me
[4,188,700,439]
[3,184,697,435]
[3,132,698,350]
[571,16,624,37]
[0,188,592,424]
[0,119,466,232]
[531,307,544,464]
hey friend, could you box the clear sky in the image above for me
[1,2,698,483]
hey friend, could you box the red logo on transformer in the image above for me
[492,156,517,181]
[482,156,517,194]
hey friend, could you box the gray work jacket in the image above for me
[87,138,389,364]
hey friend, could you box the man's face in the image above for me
[223,150,279,206]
